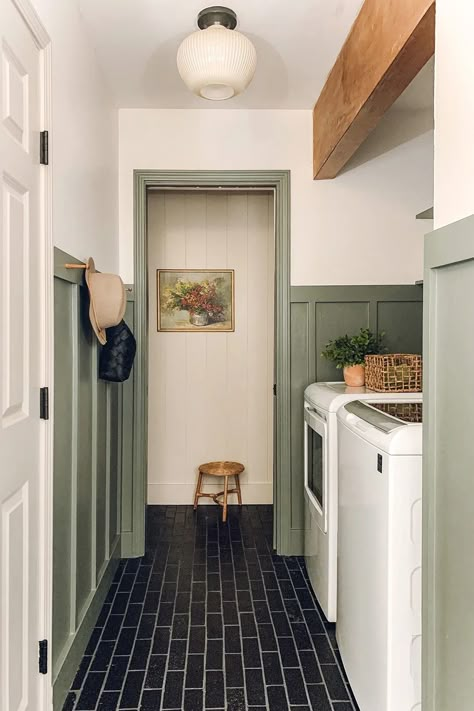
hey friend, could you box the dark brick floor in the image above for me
[63,505,358,710]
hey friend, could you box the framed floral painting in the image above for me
[157,269,235,332]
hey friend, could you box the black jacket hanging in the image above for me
[99,320,136,382]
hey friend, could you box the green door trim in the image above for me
[133,170,291,554]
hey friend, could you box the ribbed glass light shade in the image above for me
[177,25,257,101]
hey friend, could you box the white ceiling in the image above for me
[78,0,366,109]
[78,0,434,112]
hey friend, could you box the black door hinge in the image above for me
[38,639,48,674]
[40,387,49,420]
[273,383,277,396]
[40,130,49,165]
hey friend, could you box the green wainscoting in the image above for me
[288,285,423,553]
[52,249,132,710]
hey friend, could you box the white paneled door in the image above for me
[0,1,47,709]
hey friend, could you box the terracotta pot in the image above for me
[343,364,365,387]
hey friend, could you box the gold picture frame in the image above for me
[157,269,235,332]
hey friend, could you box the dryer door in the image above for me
[304,405,328,533]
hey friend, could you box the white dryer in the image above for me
[336,400,423,711]
[303,382,422,622]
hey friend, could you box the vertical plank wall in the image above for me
[288,285,423,552]
[147,191,275,504]
[52,249,125,710]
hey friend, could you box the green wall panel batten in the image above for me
[52,248,126,711]
[289,285,423,551]
[120,293,137,557]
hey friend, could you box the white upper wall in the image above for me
[434,0,474,228]
[119,109,433,285]
[32,0,119,271]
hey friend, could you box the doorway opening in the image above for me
[147,187,274,509]
[133,171,291,553]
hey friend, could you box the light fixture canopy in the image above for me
[177,6,257,101]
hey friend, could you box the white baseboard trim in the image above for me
[148,481,273,505]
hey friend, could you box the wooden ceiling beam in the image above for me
[313,0,435,180]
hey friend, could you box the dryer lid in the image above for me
[344,400,423,433]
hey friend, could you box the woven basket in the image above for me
[365,354,422,393]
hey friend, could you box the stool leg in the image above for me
[235,473,242,505]
[194,472,203,510]
[222,475,229,522]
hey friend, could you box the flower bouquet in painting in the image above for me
[157,270,234,331]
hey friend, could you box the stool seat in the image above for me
[199,461,244,477]
[194,461,244,522]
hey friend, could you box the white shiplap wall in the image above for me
[147,191,275,504]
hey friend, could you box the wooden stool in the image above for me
[194,461,244,522]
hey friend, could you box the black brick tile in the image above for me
[205,670,225,708]
[206,639,223,670]
[76,672,105,710]
[243,637,262,668]
[120,670,145,708]
[320,664,350,701]
[186,654,204,688]
[245,668,266,706]
[168,639,187,670]
[225,625,242,654]
[312,635,336,664]
[140,688,162,709]
[102,615,123,642]
[258,623,277,651]
[172,613,189,639]
[184,688,203,711]
[267,685,289,710]
[163,670,184,709]
[306,684,332,711]
[104,657,128,691]
[271,612,291,637]
[157,603,174,626]
[145,654,166,689]
[291,623,312,650]
[111,592,129,615]
[278,637,299,668]
[137,614,155,639]
[206,613,223,639]
[123,603,142,628]
[225,654,244,687]
[240,612,257,637]
[262,652,284,686]
[284,669,308,705]
[189,625,206,653]
[227,688,246,711]
[90,642,115,672]
[152,627,170,655]
[191,601,206,626]
[115,627,136,656]
[97,691,120,710]
[129,638,151,671]
[298,650,322,684]
[223,601,239,625]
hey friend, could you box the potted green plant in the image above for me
[321,328,385,387]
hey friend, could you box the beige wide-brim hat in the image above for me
[85,257,126,345]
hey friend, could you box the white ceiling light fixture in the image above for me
[177,6,257,101]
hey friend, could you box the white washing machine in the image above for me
[303,382,422,622]
[336,400,423,711]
